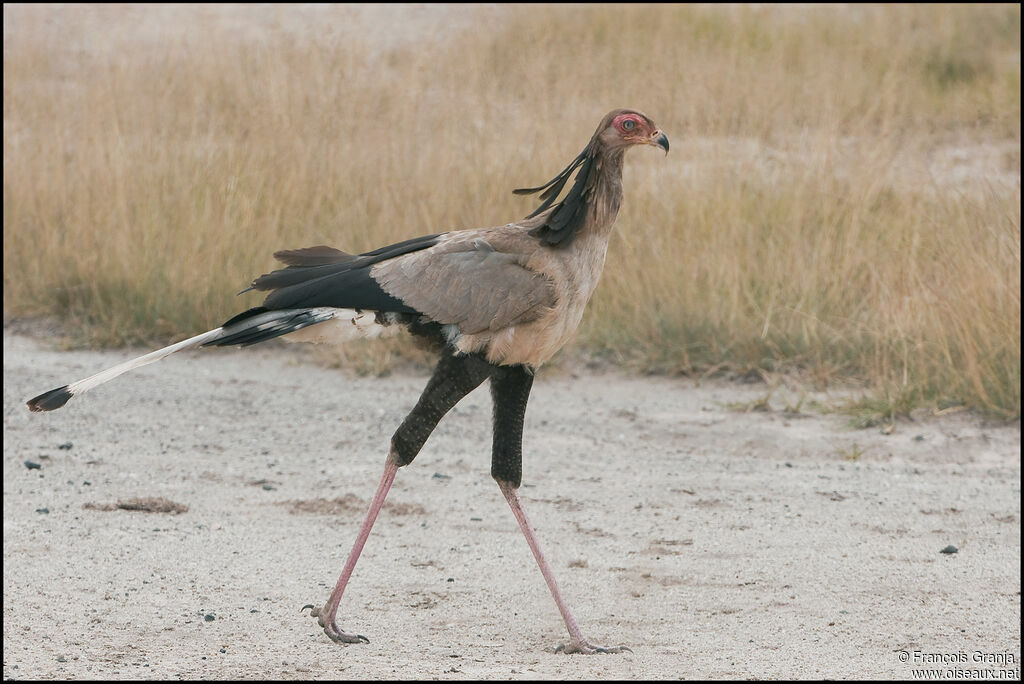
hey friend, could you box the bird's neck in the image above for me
[583,146,625,242]
[523,143,626,248]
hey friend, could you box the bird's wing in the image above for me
[248,233,445,313]
[372,233,557,335]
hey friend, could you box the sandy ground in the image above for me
[2,331,1020,680]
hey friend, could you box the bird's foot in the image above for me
[555,640,632,655]
[301,603,369,644]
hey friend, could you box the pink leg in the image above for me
[498,481,630,654]
[303,454,399,643]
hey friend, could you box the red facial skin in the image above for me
[611,112,654,142]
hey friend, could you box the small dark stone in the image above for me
[432,472,451,479]
[470,517,482,522]
[24,460,42,470]
[447,577,455,583]
[204,613,215,621]
[219,649,226,653]
[262,484,276,491]
[913,435,925,442]
[58,442,73,450]
[940,545,958,554]
[784,462,793,468]
[36,508,49,514]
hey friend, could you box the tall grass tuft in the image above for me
[3,4,1020,418]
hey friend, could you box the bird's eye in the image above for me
[623,119,636,131]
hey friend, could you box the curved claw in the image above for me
[556,642,632,655]
[324,629,370,645]
[303,602,369,644]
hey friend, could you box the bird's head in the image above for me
[514,108,669,246]
[595,109,669,154]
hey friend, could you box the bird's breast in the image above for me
[455,232,612,368]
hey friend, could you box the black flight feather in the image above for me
[244,233,444,314]
[273,245,356,267]
[211,235,446,349]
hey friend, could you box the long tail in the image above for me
[26,307,383,412]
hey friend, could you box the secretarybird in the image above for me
[28,108,669,654]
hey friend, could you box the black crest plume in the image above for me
[514,143,597,247]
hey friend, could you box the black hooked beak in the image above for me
[651,130,669,154]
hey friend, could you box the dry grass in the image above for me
[3,4,1020,418]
